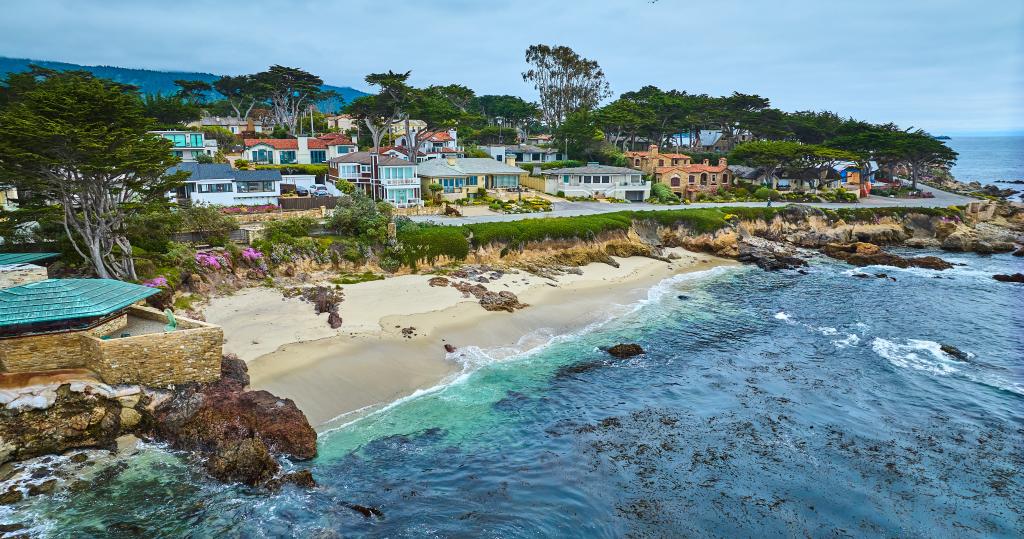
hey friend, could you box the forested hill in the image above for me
[0,57,368,112]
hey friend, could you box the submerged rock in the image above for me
[940,344,970,361]
[606,344,645,359]
[992,273,1024,283]
[344,503,384,519]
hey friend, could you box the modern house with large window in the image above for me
[166,163,282,206]
[328,152,422,207]
[541,164,650,201]
[243,135,357,165]
[417,158,527,201]
[151,130,219,162]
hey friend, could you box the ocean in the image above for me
[5,250,1022,537]
[947,136,1024,184]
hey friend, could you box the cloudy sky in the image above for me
[1,0,1022,135]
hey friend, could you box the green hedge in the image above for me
[254,164,329,176]
[466,213,635,247]
[397,225,471,267]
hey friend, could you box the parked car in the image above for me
[295,185,310,196]
[311,185,330,197]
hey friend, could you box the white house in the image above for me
[190,116,268,135]
[394,129,463,160]
[243,135,357,165]
[167,163,282,206]
[485,144,565,165]
[151,130,219,162]
[541,163,651,202]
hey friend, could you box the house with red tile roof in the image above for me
[243,135,357,165]
[656,158,734,199]
[394,128,463,161]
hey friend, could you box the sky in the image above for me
[1,0,1022,135]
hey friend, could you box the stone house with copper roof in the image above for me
[627,145,734,199]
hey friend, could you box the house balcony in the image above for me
[382,178,421,187]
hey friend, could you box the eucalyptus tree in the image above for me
[522,44,611,127]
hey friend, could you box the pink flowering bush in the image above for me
[241,247,263,261]
[195,252,230,271]
[142,276,168,288]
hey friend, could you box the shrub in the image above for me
[650,183,681,204]
[127,209,181,253]
[398,224,470,267]
[234,159,250,169]
[753,187,780,201]
[179,206,239,246]
[262,216,317,243]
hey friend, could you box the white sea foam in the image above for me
[817,326,838,336]
[832,334,861,348]
[774,312,793,322]
[871,337,959,375]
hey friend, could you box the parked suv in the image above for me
[311,185,330,197]
[295,185,310,196]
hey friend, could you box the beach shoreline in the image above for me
[203,249,735,430]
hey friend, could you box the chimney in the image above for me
[718,157,728,167]
[446,157,457,166]
[505,156,517,167]
[648,144,659,155]
[703,159,710,166]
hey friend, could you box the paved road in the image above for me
[411,183,977,225]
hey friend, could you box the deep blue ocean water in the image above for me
[947,136,1024,184]
[4,250,1022,538]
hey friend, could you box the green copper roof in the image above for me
[0,252,60,265]
[0,279,158,328]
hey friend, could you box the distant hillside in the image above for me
[0,57,368,113]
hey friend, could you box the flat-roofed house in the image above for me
[541,164,651,201]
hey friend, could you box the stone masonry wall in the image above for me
[82,306,222,387]
[0,315,126,372]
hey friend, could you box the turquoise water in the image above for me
[4,251,1022,537]
[947,136,1024,183]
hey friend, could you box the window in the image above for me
[602,176,611,184]
[279,151,296,164]
[198,183,232,193]
[311,150,327,164]
[711,174,717,184]
[700,173,708,186]
[252,149,272,163]
[563,175,570,184]
[191,151,204,159]
[634,158,641,166]
[360,165,371,173]
[582,175,591,184]
[493,174,518,188]
[466,176,478,186]
[659,159,664,166]
[189,134,203,147]
[532,153,540,161]
[173,151,183,158]
[688,175,695,184]
[495,155,504,162]
[671,176,681,187]
[237,181,275,193]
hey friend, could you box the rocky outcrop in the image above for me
[822,242,953,270]
[736,237,808,271]
[152,356,317,487]
[992,273,1024,283]
[605,344,645,358]
[0,383,129,465]
[479,291,528,312]
[0,356,317,489]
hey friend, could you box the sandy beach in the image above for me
[203,249,734,430]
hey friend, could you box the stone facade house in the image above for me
[656,158,734,199]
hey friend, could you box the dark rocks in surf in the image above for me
[822,242,953,270]
[344,503,384,518]
[737,237,808,271]
[940,344,970,361]
[444,343,457,353]
[992,273,1024,283]
[606,343,645,359]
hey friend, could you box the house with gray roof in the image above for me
[541,163,650,201]
[417,157,527,200]
[166,162,283,206]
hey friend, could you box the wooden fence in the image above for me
[279,196,339,211]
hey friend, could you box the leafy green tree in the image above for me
[173,79,212,104]
[212,74,266,119]
[347,71,410,152]
[729,140,806,188]
[0,70,186,279]
[555,110,604,160]
[142,92,201,125]
[892,130,957,189]
[327,191,394,246]
[522,44,611,127]
[254,65,331,134]
[595,98,654,150]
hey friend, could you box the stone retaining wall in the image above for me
[0,306,221,387]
